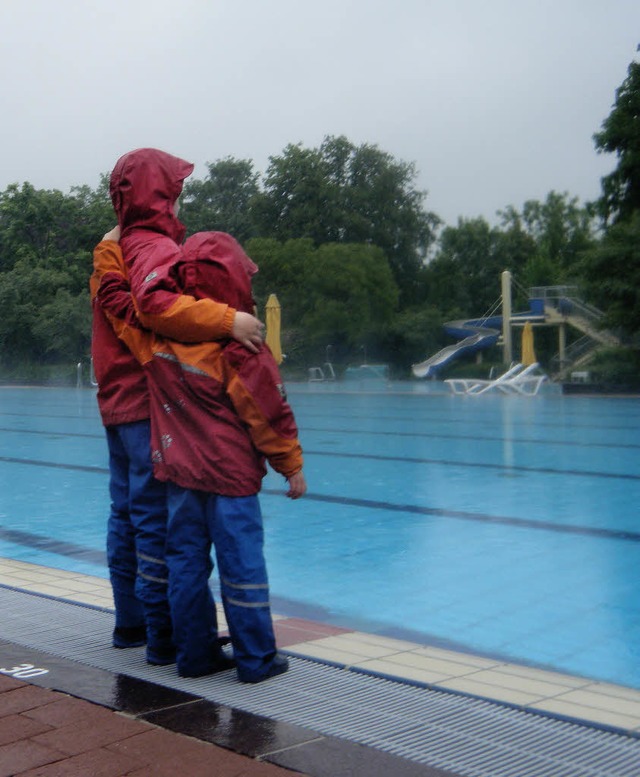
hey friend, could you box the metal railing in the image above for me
[529,286,605,330]
[550,335,600,373]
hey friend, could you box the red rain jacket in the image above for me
[92,233,303,496]
[91,148,236,426]
[112,148,235,342]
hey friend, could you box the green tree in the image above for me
[580,56,640,340]
[421,216,532,318]
[32,288,92,360]
[245,237,399,365]
[302,243,399,353]
[0,181,109,368]
[0,259,87,364]
[254,135,439,301]
[181,158,260,241]
[378,305,445,376]
[499,192,595,288]
[580,212,640,336]
[593,60,640,225]
[254,144,336,245]
[247,237,313,316]
[0,181,111,274]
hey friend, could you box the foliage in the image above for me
[419,193,596,332]
[422,218,506,316]
[253,135,440,302]
[0,257,92,365]
[181,157,260,242]
[579,212,640,337]
[1,119,639,380]
[581,58,640,342]
[0,181,110,366]
[0,360,84,386]
[587,347,640,388]
[499,191,596,286]
[420,216,536,317]
[593,61,640,225]
[246,237,399,366]
[377,306,446,376]
[440,357,503,380]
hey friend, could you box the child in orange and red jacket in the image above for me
[95,149,306,682]
[93,230,306,682]
[91,148,264,666]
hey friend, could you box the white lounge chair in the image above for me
[445,363,547,396]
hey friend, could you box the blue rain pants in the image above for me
[165,483,278,680]
[106,420,172,651]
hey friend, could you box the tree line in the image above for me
[0,58,638,383]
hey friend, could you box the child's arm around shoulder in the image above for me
[90,226,137,325]
[96,230,264,351]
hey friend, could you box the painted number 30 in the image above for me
[0,663,49,678]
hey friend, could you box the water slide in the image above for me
[412,308,546,378]
[411,317,500,378]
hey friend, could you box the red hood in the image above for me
[109,148,194,243]
[181,232,258,313]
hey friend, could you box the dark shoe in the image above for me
[239,654,289,684]
[146,628,176,665]
[177,640,236,678]
[113,626,146,648]
[213,648,236,672]
[146,644,177,666]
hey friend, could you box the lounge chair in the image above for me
[445,363,547,396]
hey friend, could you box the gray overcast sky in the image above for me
[1,0,638,226]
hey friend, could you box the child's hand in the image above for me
[286,471,307,500]
[232,311,265,353]
[103,225,121,242]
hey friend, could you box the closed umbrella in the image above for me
[521,321,536,366]
[265,293,283,365]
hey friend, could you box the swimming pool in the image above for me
[1,384,639,690]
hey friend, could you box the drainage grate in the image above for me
[2,586,640,777]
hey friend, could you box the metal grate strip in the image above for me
[2,586,640,777]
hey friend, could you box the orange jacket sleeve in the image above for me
[91,241,155,365]
[123,236,236,342]
[223,343,303,478]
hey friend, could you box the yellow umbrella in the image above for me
[265,293,283,365]
[521,321,536,366]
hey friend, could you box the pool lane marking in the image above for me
[0,427,103,439]
[0,457,107,475]
[300,426,640,450]
[3,406,640,432]
[2,491,640,554]
[266,490,640,544]
[0,526,106,564]
[303,450,640,481]
[296,411,640,433]
[1,424,639,455]
[0,453,638,546]
[0,449,638,483]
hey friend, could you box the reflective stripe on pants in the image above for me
[106,419,171,643]
[166,484,276,678]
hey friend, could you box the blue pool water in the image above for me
[1,384,639,689]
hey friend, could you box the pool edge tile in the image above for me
[3,557,640,733]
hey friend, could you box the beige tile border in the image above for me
[3,557,640,732]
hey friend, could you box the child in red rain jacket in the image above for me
[91,148,264,667]
[93,229,305,682]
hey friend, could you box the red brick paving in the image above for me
[274,618,351,648]
[0,615,349,776]
[0,675,305,777]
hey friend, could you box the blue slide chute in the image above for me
[411,317,501,379]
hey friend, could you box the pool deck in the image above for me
[2,558,640,776]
